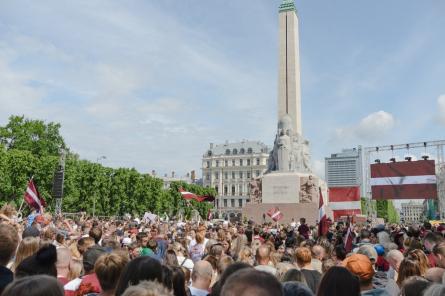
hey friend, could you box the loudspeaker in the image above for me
[52,168,64,199]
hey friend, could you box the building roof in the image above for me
[204,140,269,157]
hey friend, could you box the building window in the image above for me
[232,171,235,179]
[224,199,227,207]
[231,199,235,207]
[207,161,211,168]
[232,185,236,196]
[239,184,243,195]
[207,150,212,156]
[239,171,243,179]
[215,186,219,194]
[215,172,219,180]
[224,186,228,196]
[232,160,235,166]
[225,160,228,167]
[225,149,231,155]
[240,159,243,166]
[224,172,228,180]
[216,160,219,167]
[238,199,242,207]
[206,173,210,180]
[240,148,245,154]
[247,172,251,179]
[256,170,260,177]
[216,199,219,208]
[247,148,253,154]
[247,159,251,166]
[233,149,238,155]
[256,158,260,165]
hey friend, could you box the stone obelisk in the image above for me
[278,0,302,136]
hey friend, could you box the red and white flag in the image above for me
[318,187,328,236]
[344,217,354,253]
[179,188,198,200]
[267,207,283,222]
[328,186,361,220]
[24,179,46,211]
[371,160,437,200]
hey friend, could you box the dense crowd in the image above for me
[1,204,445,296]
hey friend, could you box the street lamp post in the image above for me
[94,156,106,217]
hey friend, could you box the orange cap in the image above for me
[343,253,375,280]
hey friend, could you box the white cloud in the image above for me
[438,95,445,125]
[334,111,395,142]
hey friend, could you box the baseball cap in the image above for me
[122,237,132,246]
[374,245,385,256]
[343,254,375,281]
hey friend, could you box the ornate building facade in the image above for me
[202,141,269,219]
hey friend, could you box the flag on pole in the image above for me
[266,207,283,222]
[318,187,328,237]
[344,216,354,253]
[179,188,198,200]
[328,186,361,220]
[24,179,46,211]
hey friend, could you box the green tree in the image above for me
[0,115,66,157]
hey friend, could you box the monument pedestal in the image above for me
[243,203,319,225]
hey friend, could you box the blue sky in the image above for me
[0,0,444,178]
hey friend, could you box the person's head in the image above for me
[423,284,445,296]
[400,276,431,296]
[115,256,163,296]
[162,265,173,290]
[406,249,429,276]
[333,245,346,262]
[433,242,445,268]
[397,258,422,286]
[0,223,19,266]
[316,266,360,296]
[294,247,312,268]
[15,244,57,278]
[95,252,129,293]
[211,262,253,296]
[343,254,375,291]
[256,244,272,265]
[386,249,404,272]
[191,260,213,290]
[13,236,40,270]
[77,237,95,255]
[171,267,187,296]
[136,232,149,247]
[238,246,253,265]
[55,247,71,275]
[357,245,378,265]
[281,268,306,284]
[424,232,444,252]
[300,218,306,225]
[2,275,64,296]
[312,245,326,261]
[425,268,445,283]
[217,255,234,276]
[282,281,313,296]
[221,269,283,296]
[196,232,205,245]
[83,245,106,274]
[164,249,178,267]
[321,259,335,273]
[121,280,173,296]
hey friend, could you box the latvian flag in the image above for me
[179,188,198,200]
[328,186,361,220]
[371,160,437,200]
[318,187,328,237]
[24,179,46,211]
[267,207,283,222]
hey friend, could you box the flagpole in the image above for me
[19,175,34,214]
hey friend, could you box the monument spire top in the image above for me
[279,0,296,12]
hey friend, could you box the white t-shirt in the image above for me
[177,256,194,271]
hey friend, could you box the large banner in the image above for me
[328,186,361,220]
[371,160,437,200]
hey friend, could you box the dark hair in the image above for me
[334,245,347,261]
[316,266,360,296]
[171,267,187,296]
[281,269,306,284]
[283,281,314,296]
[15,244,57,278]
[211,262,252,296]
[397,258,422,286]
[2,275,63,296]
[89,227,102,244]
[400,276,431,296]
[221,269,282,296]
[162,265,173,290]
[115,256,163,296]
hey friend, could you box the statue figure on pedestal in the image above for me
[277,130,291,171]
[300,175,317,203]
[249,178,262,204]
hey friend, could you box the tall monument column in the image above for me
[278,0,302,136]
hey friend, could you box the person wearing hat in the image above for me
[343,254,390,296]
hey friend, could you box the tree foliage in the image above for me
[0,116,213,218]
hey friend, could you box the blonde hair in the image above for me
[12,236,40,271]
[121,280,173,296]
[95,252,129,292]
[68,259,83,281]
[238,246,253,265]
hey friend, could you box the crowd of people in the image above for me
[2,203,445,296]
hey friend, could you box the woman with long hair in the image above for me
[406,249,429,276]
[397,258,422,287]
[316,266,360,296]
[11,236,40,271]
